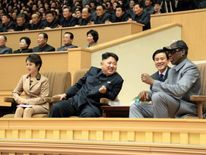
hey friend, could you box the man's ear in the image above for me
[181,49,186,56]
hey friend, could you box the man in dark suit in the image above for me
[129,49,170,118]
[57,32,77,51]
[92,5,111,24]
[50,52,124,117]
[131,3,151,30]
[32,32,55,52]
[0,35,12,54]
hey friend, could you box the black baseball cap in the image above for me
[163,40,188,52]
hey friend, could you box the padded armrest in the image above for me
[100,98,110,105]
[4,97,15,103]
[190,95,206,102]
[51,95,61,103]
[45,97,52,103]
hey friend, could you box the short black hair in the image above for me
[116,5,125,12]
[96,4,106,10]
[134,2,144,8]
[20,37,31,47]
[87,29,99,43]
[102,52,119,62]
[2,14,11,19]
[26,54,42,71]
[64,32,74,39]
[39,32,48,41]
[152,49,169,61]
[45,10,55,16]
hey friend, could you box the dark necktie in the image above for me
[159,74,164,82]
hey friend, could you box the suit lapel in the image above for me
[30,78,39,90]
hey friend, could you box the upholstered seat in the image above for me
[190,63,206,118]
[2,72,71,118]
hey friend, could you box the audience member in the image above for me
[29,13,44,30]
[129,49,170,118]
[49,52,123,117]
[0,35,12,54]
[33,32,55,52]
[59,7,78,27]
[78,7,92,26]
[137,40,200,118]
[112,5,130,23]
[131,3,151,30]
[13,54,49,118]
[86,29,99,47]
[43,11,59,29]
[144,0,155,14]
[14,13,30,31]
[92,4,111,24]
[13,37,33,54]
[0,14,15,32]
[57,32,78,51]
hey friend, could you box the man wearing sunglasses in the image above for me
[138,40,201,118]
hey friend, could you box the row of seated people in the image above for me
[3,40,204,118]
[0,29,99,54]
[0,3,151,33]
[1,0,204,34]
[1,0,204,36]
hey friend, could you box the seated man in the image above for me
[0,14,15,32]
[50,52,124,117]
[112,5,130,23]
[131,3,151,30]
[135,40,200,118]
[57,32,77,51]
[33,32,55,52]
[129,49,170,118]
[0,35,12,54]
[14,13,30,31]
[92,5,111,24]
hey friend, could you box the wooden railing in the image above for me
[0,118,206,155]
[151,8,206,60]
[1,22,142,51]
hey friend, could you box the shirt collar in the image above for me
[173,58,188,72]
[158,67,168,76]
[26,73,41,80]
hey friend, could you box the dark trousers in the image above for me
[49,99,101,117]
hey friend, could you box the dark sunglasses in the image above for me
[167,48,182,55]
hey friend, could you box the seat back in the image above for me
[2,72,71,118]
[197,63,206,109]
[41,72,71,96]
[72,69,88,85]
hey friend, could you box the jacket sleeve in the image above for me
[24,79,49,105]
[152,65,200,98]
[87,75,124,100]
[65,68,91,98]
[12,76,24,103]
[103,78,124,100]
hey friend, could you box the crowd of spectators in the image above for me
[0,0,205,33]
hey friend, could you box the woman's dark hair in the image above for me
[26,54,42,71]
[20,36,31,47]
[87,29,99,43]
